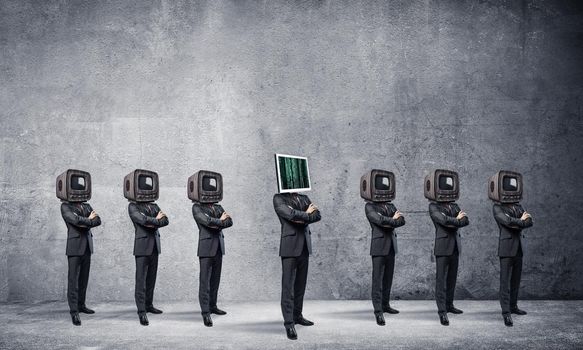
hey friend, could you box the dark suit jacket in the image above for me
[128,202,169,256]
[192,203,233,257]
[493,203,533,257]
[273,193,321,258]
[61,202,101,256]
[429,202,469,256]
[365,202,405,256]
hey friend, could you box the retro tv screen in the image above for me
[276,154,311,193]
[138,174,154,191]
[375,174,391,191]
[70,175,86,190]
[438,175,454,191]
[202,175,218,191]
[502,176,518,191]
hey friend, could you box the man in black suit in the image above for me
[488,170,533,327]
[273,192,321,340]
[192,202,233,327]
[493,204,532,326]
[428,201,469,326]
[365,202,405,326]
[128,201,168,326]
[61,201,101,326]
[57,169,101,326]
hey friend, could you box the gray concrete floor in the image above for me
[1,300,582,349]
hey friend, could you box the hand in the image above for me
[456,211,467,220]
[156,211,166,220]
[393,210,403,219]
[521,212,531,221]
[88,211,98,220]
[220,212,230,221]
[306,203,318,214]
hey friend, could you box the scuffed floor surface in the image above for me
[1,300,582,349]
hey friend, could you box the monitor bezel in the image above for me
[499,172,522,196]
[198,171,223,197]
[68,170,91,196]
[370,169,395,200]
[435,170,459,196]
[134,170,159,197]
[275,153,312,193]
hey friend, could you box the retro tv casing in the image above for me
[187,170,223,203]
[360,169,395,202]
[488,170,523,203]
[56,169,92,202]
[424,169,459,202]
[124,169,159,202]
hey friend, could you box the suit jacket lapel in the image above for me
[293,194,301,209]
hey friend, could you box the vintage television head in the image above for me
[488,170,523,203]
[424,169,459,202]
[124,169,159,202]
[274,153,311,193]
[187,170,223,203]
[56,169,92,202]
[360,169,395,202]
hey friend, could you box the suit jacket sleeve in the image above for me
[273,195,310,223]
[429,203,468,228]
[61,203,99,228]
[152,204,169,227]
[304,196,321,224]
[128,203,168,228]
[86,204,102,227]
[365,203,405,228]
[493,205,533,229]
[192,204,227,229]
[216,205,233,228]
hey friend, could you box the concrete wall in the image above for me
[1,0,582,302]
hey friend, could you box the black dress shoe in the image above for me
[79,305,95,314]
[294,317,314,326]
[375,312,386,326]
[139,313,149,326]
[203,314,213,327]
[511,307,527,315]
[146,306,163,314]
[446,306,463,314]
[439,313,449,326]
[383,306,400,314]
[71,313,81,326]
[210,307,227,315]
[503,314,513,327]
[286,326,298,340]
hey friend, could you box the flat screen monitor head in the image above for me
[188,170,223,203]
[124,169,159,202]
[56,169,91,202]
[275,154,311,193]
[360,169,395,202]
[488,170,523,203]
[424,169,459,202]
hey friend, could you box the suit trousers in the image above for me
[67,246,91,314]
[499,246,523,314]
[371,249,395,313]
[435,247,459,314]
[135,253,159,314]
[281,244,309,329]
[199,251,223,315]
